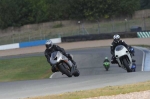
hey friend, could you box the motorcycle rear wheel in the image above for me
[131,68,136,72]
[104,66,109,71]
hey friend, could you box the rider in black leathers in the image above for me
[44,39,77,73]
[103,57,110,63]
[110,34,130,64]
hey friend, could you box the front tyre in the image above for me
[122,58,132,72]
[73,69,80,77]
[58,62,72,77]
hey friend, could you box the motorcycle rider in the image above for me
[110,34,131,64]
[44,39,77,73]
[103,57,110,63]
[103,57,110,71]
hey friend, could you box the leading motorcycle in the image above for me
[114,45,133,72]
[50,51,80,77]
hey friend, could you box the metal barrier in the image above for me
[0,38,61,50]
[137,32,150,38]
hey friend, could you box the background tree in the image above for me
[0,0,140,29]
[140,0,150,9]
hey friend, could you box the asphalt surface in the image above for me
[0,47,150,99]
[51,47,143,78]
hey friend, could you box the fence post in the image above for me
[125,19,127,32]
[29,34,30,41]
[19,33,21,42]
[96,20,100,34]
[12,36,14,43]
[43,33,46,40]
[111,20,114,33]
[78,21,81,34]
[143,17,146,30]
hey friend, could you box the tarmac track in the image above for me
[1,47,150,99]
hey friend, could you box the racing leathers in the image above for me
[103,59,110,63]
[44,44,76,72]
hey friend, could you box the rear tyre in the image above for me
[106,68,109,71]
[58,62,72,77]
[122,58,132,72]
[104,66,109,71]
[131,68,136,72]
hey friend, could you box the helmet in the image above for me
[113,34,120,42]
[45,39,53,49]
[105,57,108,60]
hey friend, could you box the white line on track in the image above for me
[134,46,145,71]
[49,73,55,78]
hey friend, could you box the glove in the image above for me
[67,53,73,60]
[67,53,71,58]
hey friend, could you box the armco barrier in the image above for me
[0,38,61,50]
[19,38,62,48]
[137,32,150,38]
[19,40,47,48]
[0,43,19,50]
[61,32,137,42]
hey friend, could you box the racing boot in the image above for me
[111,56,117,64]
[132,59,136,62]
[51,66,59,73]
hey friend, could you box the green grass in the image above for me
[0,56,52,82]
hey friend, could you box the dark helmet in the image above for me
[113,34,120,42]
[45,39,53,49]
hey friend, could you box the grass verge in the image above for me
[25,80,150,99]
[0,56,52,82]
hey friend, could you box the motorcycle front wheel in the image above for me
[58,62,72,77]
[122,58,132,72]
[73,69,80,77]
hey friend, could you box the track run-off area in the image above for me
[0,38,150,99]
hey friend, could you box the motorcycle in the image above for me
[103,61,110,71]
[50,51,80,77]
[114,45,133,72]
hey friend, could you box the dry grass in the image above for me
[24,81,150,99]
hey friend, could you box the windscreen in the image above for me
[51,52,57,59]
[115,45,124,51]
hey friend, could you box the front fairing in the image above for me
[115,45,128,58]
[50,51,62,65]
[115,45,132,68]
[103,62,110,66]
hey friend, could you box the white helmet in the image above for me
[45,39,53,49]
[113,34,120,42]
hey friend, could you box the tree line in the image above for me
[140,0,150,9]
[0,0,145,29]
